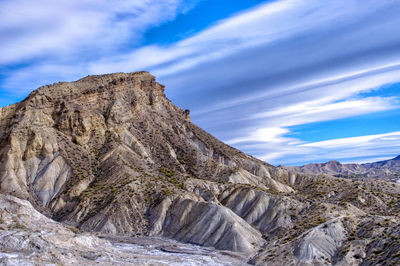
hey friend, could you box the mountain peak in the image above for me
[11,71,168,132]
[75,71,163,92]
[325,160,341,165]
[26,71,165,102]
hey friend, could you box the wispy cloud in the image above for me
[0,0,186,64]
[0,0,198,95]
[235,130,400,165]
[227,97,398,145]
[251,97,398,127]
[295,131,400,164]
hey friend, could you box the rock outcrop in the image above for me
[0,72,399,265]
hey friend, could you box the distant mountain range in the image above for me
[281,156,400,182]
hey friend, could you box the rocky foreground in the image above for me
[0,194,247,265]
[0,72,399,265]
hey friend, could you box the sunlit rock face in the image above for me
[0,72,399,265]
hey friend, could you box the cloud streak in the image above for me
[0,0,196,64]
[296,131,400,164]
[0,0,198,96]
[234,130,400,166]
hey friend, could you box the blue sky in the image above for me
[1,0,400,166]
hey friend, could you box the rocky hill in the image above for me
[0,72,399,265]
[281,156,400,182]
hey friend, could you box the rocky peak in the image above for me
[26,71,164,101]
[325,160,340,165]
[2,72,170,139]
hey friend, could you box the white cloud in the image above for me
[0,0,200,95]
[0,0,193,65]
[228,127,292,145]
[253,96,398,127]
[226,96,397,144]
[298,131,400,163]
[250,131,400,165]
[300,131,400,149]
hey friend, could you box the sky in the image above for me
[1,0,400,166]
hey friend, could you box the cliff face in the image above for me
[0,72,399,265]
